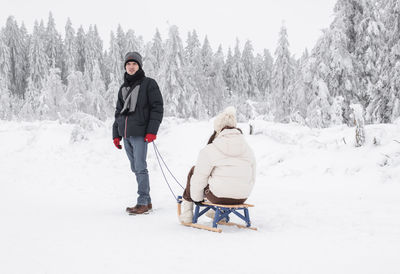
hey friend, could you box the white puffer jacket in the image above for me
[190,128,256,202]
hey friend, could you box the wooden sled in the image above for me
[177,196,257,233]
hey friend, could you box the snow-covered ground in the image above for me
[1,118,400,274]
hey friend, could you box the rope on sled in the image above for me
[152,141,184,201]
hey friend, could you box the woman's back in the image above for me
[191,128,256,201]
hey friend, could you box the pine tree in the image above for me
[272,24,294,122]
[107,31,123,84]
[21,21,49,119]
[63,18,77,81]
[209,45,227,116]
[306,79,332,128]
[183,30,206,118]
[384,0,400,122]
[255,49,273,98]
[242,40,258,98]
[28,21,49,89]
[126,29,140,52]
[4,16,26,98]
[289,49,308,122]
[19,22,30,99]
[231,39,247,96]
[105,73,120,111]
[116,25,127,61]
[83,25,104,83]
[76,26,86,73]
[0,31,11,119]
[328,0,363,123]
[45,12,62,69]
[38,68,65,119]
[159,25,190,117]
[351,103,366,146]
[200,36,215,115]
[223,47,235,93]
[65,70,86,114]
[354,0,384,111]
[87,61,108,120]
[303,31,335,127]
[150,29,164,75]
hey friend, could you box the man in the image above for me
[113,52,163,215]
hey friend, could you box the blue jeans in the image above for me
[123,136,151,205]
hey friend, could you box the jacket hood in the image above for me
[212,128,247,157]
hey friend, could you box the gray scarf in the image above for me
[120,85,140,114]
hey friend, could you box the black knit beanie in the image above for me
[124,52,143,69]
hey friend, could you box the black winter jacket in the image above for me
[112,77,163,139]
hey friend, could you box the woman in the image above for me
[179,106,256,223]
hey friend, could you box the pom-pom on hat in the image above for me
[214,106,237,134]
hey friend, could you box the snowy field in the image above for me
[1,118,400,274]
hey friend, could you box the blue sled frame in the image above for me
[177,196,257,232]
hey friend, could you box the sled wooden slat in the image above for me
[182,222,222,233]
[218,220,258,231]
[201,202,255,208]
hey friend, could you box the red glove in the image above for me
[113,137,122,149]
[145,134,156,143]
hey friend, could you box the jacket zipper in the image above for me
[124,116,128,138]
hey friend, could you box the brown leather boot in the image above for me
[126,205,138,212]
[126,204,152,213]
[128,204,149,215]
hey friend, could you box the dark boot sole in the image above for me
[128,211,151,215]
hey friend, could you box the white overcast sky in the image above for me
[2,0,337,57]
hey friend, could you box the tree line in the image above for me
[0,0,399,127]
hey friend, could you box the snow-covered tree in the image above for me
[208,45,227,116]
[0,31,11,119]
[63,18,77,81]
[223,47,235,94]
[65,70,86,114]
[383,0,400,122]
[306,79,332,128]
[149,29,164,76]
[159,25,190,117]
[327,0,363,123]
[182,30,206,118]
[4,16,26,98]
[126,29,140,53]
[38,68,65,119]
[87,61,108,120]
[272,24,294,122]
[242,40,258,98]
[84,25,103,83]
[105,73,120,111]
[116,25,127,61]
[350,103,366,146]
[303,31,334,127]
[20,21,49,119]
[45,12,62,69]
[231,39,247,96]
[255,49,273,98]
[76,26,86,73]
[28,21,49,89]
[107,31,123,84]
[354,0,384,110]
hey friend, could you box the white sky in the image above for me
[2,0,337,57]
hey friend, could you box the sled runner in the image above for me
[177,196,257,233]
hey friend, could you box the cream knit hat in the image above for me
[213,106,237,134]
